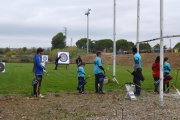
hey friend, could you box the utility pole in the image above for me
[169,39,172,52]
[136,0,140,52]
[64,27,67,46]
[85,9,91,54]
[71,38,73,47]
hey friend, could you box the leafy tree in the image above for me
[153,44,160,49]
[22,47,27,53]
[94,39,113,52]
[51,32,66,50]
[139,43,151,51]
[174,42,180,49]
[116,39,134,51]
[76,38,88,49]
[76,38,94,52]
[153,44,166,49]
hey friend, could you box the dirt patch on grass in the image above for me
[75,53,180,69]
[0,91,179,120]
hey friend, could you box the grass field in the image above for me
[0,63,179,94]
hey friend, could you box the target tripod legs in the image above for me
[112,77,119,84]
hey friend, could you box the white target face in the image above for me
[42,55,48,62]
[58,52,69,64]
[0,62,5,73]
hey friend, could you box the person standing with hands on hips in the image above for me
[131,46,144,96]
[94,51,105,94]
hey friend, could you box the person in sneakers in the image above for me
[152,56,160,94]
[94,51,105,94]
[32,47,44,97]
[131,46,144,96]
[77,62,86,94]
[163,57,173,93]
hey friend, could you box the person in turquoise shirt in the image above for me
[77,62,86,94]
[94,51,105,94]
[163,57,172,93]
[131,46,144,96]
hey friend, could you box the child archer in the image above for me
[77,62,87,94]
[164,57,173,93]
[152,56,160,94]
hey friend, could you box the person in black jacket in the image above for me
[54,56,61,70]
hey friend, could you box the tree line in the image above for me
[50,32,180,53]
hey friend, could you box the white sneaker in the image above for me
[39,94,45,98]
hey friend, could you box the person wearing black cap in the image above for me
[32,47,45,97]
[131,46,144,96]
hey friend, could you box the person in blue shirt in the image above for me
[32,48,44,97]
[77,62,86,94]
[94,51,105,94]
[163,57,172,93]
[131,46,144,96]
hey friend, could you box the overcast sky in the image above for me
[0,0,179,48]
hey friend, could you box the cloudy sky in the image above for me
[0,0,179,48]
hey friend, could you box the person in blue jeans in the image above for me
[94,51,105,94]
[163,57,172,93]
[131,46,144,96]
[77,62,86,94]
[32,48,44,97]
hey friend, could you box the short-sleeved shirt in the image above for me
[94,56,103,74]
[133,53,142,69]
[77,66,85,77]
[164,62,171,74]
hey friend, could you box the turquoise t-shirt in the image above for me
[164,62,171,74]
[134,53,142,68]
[77,66,85,77]
[94,56,103,74]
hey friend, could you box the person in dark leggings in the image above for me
[94,51,105,94]
[77,62,86,94]
[131,46,144,96]
[152,56,160,94]
[32,47,44,97]
[163,57,172,93]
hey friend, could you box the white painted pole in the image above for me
[85,9,91,54]
[160,0,164,106]
[136,0,140,52]
[87,13,89,54]
[113,0,116,78]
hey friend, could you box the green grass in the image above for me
[0,63,179,94]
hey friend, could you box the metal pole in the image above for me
[64,27,67,46]
[87,14,89,54]
[71,38,73,47]
[159,0,164,106]
[136,0,140,52]
[113,0,116,78]
[169,39,172,52]
[85,9,91,54]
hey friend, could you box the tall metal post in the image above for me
[64,27,67,46]
[136,0,140,52]
[160,0,164,106]
[112,0,119,84]
[85,9,91,54]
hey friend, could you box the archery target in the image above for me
[58,52,69,64]
[42,55,48,62]
[0,62,5,73]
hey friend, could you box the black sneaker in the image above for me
[99,91,105,94]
